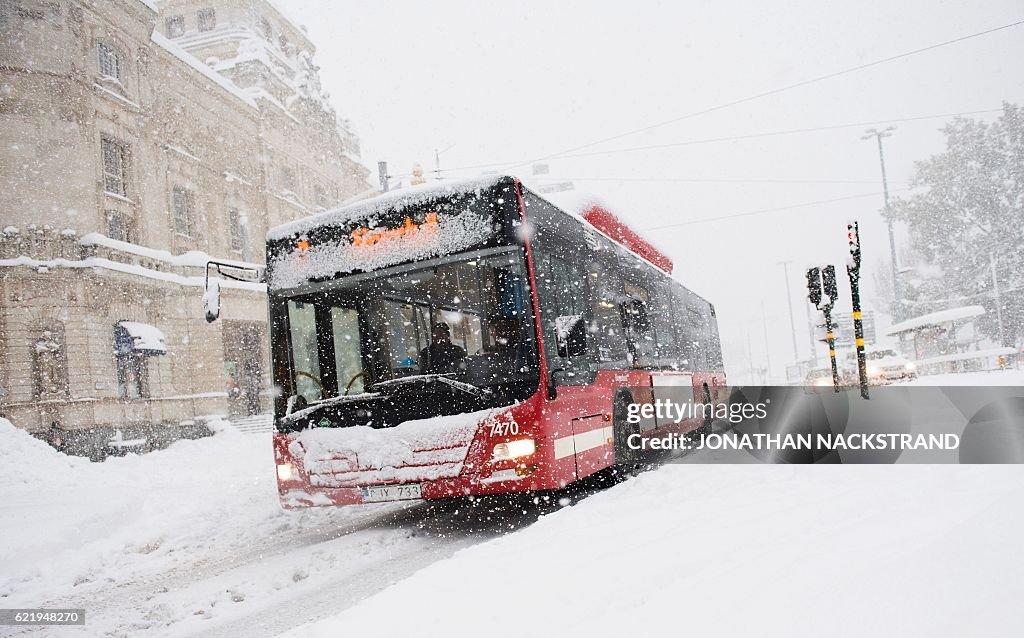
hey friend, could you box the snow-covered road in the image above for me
[3,384,1022,637]
[0,420,554,637]
[289,459,1024,638]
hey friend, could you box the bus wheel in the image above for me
[612,391,640,478]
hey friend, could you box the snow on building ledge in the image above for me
[0,228,264,293]
[150,31,258,110]
[78,233,261,270]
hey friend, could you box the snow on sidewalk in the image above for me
[285,462,1024,638]
[900,367,1024,386]
[0,418,414,636]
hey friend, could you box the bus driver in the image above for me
[419,322,466,374]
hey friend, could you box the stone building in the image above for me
[0,0,370,454]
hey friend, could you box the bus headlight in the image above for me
[277,463,297,481]
[492,438,536,462]
[905,362,916,372]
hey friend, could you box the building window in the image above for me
[280,166,296,192]
[228,208,249,255]
[165,15,185,37]
[116,354,148,400]
[171,186,195,237]
[313,183,329,210]
[97,41,120,79]
[106,209,130,242]
[101,138,128,196]
[197,8,216,32]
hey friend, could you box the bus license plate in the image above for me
[361,483,422,502]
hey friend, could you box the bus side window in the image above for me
[622,281,656,367]
[673,289,695,370]
[652,280,680,366]
[534,251,594,379]
[588,254,627,365]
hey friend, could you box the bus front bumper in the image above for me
[278,463,556,509]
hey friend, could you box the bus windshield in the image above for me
[275,247,540,419]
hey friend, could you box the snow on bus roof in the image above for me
[885,305,986,336]
[266,175,509,241]
[536,188,674,274]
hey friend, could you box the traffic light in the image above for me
[847,222,861,269]
[822,265,837,307]
[806,267,822,307]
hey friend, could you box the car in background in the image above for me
[841,348,917,384]
[804,367,842,393]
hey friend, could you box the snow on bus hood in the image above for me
[287,408,506,486]
[268,209,497,291]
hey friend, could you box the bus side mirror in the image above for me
[555,315,587,358]
[203,277,221,323]
[202,260,265,323]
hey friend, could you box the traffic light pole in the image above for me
[847,222,869,400]
[823,308,840,391]
[807,265,840,393]
[821,265,840,393]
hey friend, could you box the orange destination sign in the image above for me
[350,212,439,248]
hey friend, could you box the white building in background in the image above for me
[0,0,370,456]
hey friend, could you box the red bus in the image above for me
[261,175,724,507]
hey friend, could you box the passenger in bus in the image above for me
[419,322,466,374]
[395,346,419,377]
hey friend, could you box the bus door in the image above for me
[532,244,606,480]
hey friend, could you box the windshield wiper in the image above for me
[370,374,492,398]
[282,391,382,423]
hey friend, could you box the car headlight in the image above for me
[492,438,536,462]
[813,377,831,387]
[905,362,916,371]
[277,463,296,481]
[867,364,880,375]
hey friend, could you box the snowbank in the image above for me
[901,367,1024,386]
[285,462,1024,637]
[0,417,86,486]
[0,422,406,635]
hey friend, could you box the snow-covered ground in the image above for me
[3,399,1023,637]
[0,419,514,637]
[900,367,1024,386]
[288,457,1024,638]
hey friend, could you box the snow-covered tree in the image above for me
[891,103,1024,345]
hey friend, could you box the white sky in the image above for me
[282,0,1024,381]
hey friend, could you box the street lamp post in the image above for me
[778,260,800,363]
[862,126,900,320]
